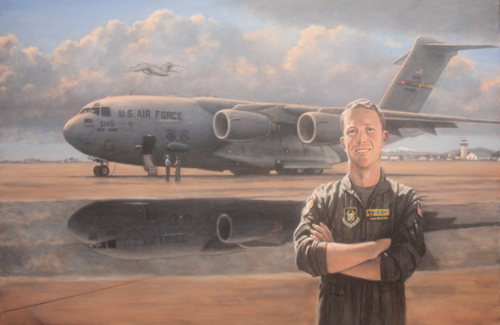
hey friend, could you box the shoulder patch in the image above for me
[302,196,315,217]
[417,201,423,218]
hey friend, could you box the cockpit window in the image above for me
[101,107,111,117]
[80,107,90,114]
[91,107,100,116]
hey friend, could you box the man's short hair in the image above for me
[340,98,386,133]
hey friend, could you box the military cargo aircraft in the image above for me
[68,199,499,259]
[125,61,182,76]
[63,36,498,177]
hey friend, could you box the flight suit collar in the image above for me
[341,168,391,197]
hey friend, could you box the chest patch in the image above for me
[366,209,390,220]
[342,207,359,228]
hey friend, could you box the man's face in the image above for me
[340,108,388,170]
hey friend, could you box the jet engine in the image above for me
[213,109,272,141]
[216,213,282,244]
[297,112,343,145]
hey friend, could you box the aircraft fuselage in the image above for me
[64,96,221,169]
[63,95,342,173]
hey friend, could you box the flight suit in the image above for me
[165,157,172,181]
[174,157,181,181]
[294,170,425,325]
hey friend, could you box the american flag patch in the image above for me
[84,119,93,127]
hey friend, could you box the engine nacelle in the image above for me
[216,213,282,244]
[213,109,272,141]
[297,112,343,145]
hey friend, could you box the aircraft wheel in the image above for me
[99,165,110,177]
[93,166,100,176]
[304,168,323,175]
[296,168,305,175]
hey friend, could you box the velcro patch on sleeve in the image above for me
[417,201,423,218]
[301,196,315,217]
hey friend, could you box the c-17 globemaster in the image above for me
[63,36,499,177]
[126,61,182,76]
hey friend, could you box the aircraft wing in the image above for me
[231,102,498,128]
[211,98,498,141]
[319,107,500,125]
[126,62,150,72]
[382,110,500,135]
[382,110,500,124]
[283,105,343,116]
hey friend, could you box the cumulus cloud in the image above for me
[230,0,499,43]
[0,8,498,148]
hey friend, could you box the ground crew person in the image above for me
[165,155,172,181]
[294,99,426,325]
[174,156,181,181]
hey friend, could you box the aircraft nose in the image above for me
[67,208,89,243]
[63,118,75,143]
[63,115,85,149]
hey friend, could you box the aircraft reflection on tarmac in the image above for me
[67,199,500,260]
[68,199,302,259]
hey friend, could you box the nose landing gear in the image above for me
[92,158,110,177]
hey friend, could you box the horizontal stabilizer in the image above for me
[424,44,498,52]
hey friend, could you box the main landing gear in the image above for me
[92,159,110,177]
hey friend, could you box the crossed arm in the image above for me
[311,223,391,280]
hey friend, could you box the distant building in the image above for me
[460,139,468,159]
[466,153,477,160]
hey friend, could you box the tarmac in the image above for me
[0,161,499,324]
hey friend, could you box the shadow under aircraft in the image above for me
[68,199,499,260]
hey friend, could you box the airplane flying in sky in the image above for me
[63,36,499,177]
[125,61,182,76]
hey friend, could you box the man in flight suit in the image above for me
[174,156,181,182]
[294,99,425,325]
[165,155,172,182]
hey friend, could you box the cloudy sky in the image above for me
[0,0,498,160]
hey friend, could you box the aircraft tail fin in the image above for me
[379,36,497,112]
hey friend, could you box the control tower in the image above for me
[460,139,468,159]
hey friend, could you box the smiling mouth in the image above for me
[355,148,371,153]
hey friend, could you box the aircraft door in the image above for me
[142,135,156,155]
